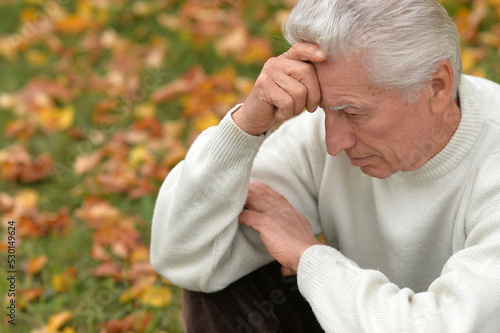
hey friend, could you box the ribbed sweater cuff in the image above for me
[206,105,268,163]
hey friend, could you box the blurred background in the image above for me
[0,0,499,332]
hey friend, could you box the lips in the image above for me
[348,155,374,167]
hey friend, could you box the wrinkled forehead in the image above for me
[312,57,388,107]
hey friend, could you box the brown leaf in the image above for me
[151,66,205,103]
[100,313,153,333]
[74,151,104,175]
[4,118,36,140]
[0,145,53,183]
[91,262,122,280]
[90,243,113,263]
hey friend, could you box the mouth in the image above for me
[348,156,374,167]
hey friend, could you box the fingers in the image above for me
[244,182,288,213]
[264,55,321,113]
[233,43,324,135]
[238,209,264,230]
[282,42,326,63]
[258,67,308,120]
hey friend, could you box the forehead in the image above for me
[313,56,386,108]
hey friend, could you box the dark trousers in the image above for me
[182,261,325,333]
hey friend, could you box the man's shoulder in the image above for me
[461,75,500,126]
[462,75,500,106]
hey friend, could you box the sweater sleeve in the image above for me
[151,107,325,292]
[297,152,500,332]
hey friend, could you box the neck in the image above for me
[429,99,462,159]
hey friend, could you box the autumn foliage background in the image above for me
[0,0,499,332]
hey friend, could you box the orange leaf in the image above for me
[100,313,153,333]
[18,288,43,310]
[25,255,48,275]
[56,14,90,35]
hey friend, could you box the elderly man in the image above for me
[151,0,500,331]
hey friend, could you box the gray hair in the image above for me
[283,0,462,102]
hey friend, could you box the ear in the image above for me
[430,60,454,114]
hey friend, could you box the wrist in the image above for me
[231,104,268,136]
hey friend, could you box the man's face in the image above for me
[314,57,439,179]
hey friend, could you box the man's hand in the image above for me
[239,182,321,275]
[232,43,326,135]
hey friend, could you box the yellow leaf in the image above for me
[128,145,149,168]
[37,105,75,132]
[461,50,477,74]
[15,189,40,210]
[140,286,172,307]
[26,49,49,66]
[20,7,38,22]
[194,113,220,132]
[119,283,145,304]
[46,311,72,332]
[130,246,150,264]
[52,274,71,293]
[52,267,77,292]
[134,102,157,120]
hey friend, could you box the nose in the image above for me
[324,111,356,156]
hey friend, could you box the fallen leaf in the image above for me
[18,288,43,310]
[14,188,39,211]
[100,313,153,333]
[194,112,221,132]
[55,14,91,35]
[91,261,122,280]
[36,105,75,132]
[140,286,172,307]
[47,311,72,332]
[52,267,77,293]
[90,243,113,263]
[0,145,53,183]
[25,255,48,275]
[74,151,104,175]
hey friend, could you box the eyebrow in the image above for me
[327,103,364,112]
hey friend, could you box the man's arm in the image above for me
[240,153,500,332]
[150,43,327,292]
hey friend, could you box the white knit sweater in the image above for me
[151,75,500,332]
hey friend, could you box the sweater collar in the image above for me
[394,75,485,182]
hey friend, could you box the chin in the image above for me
[359,166,395,179]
